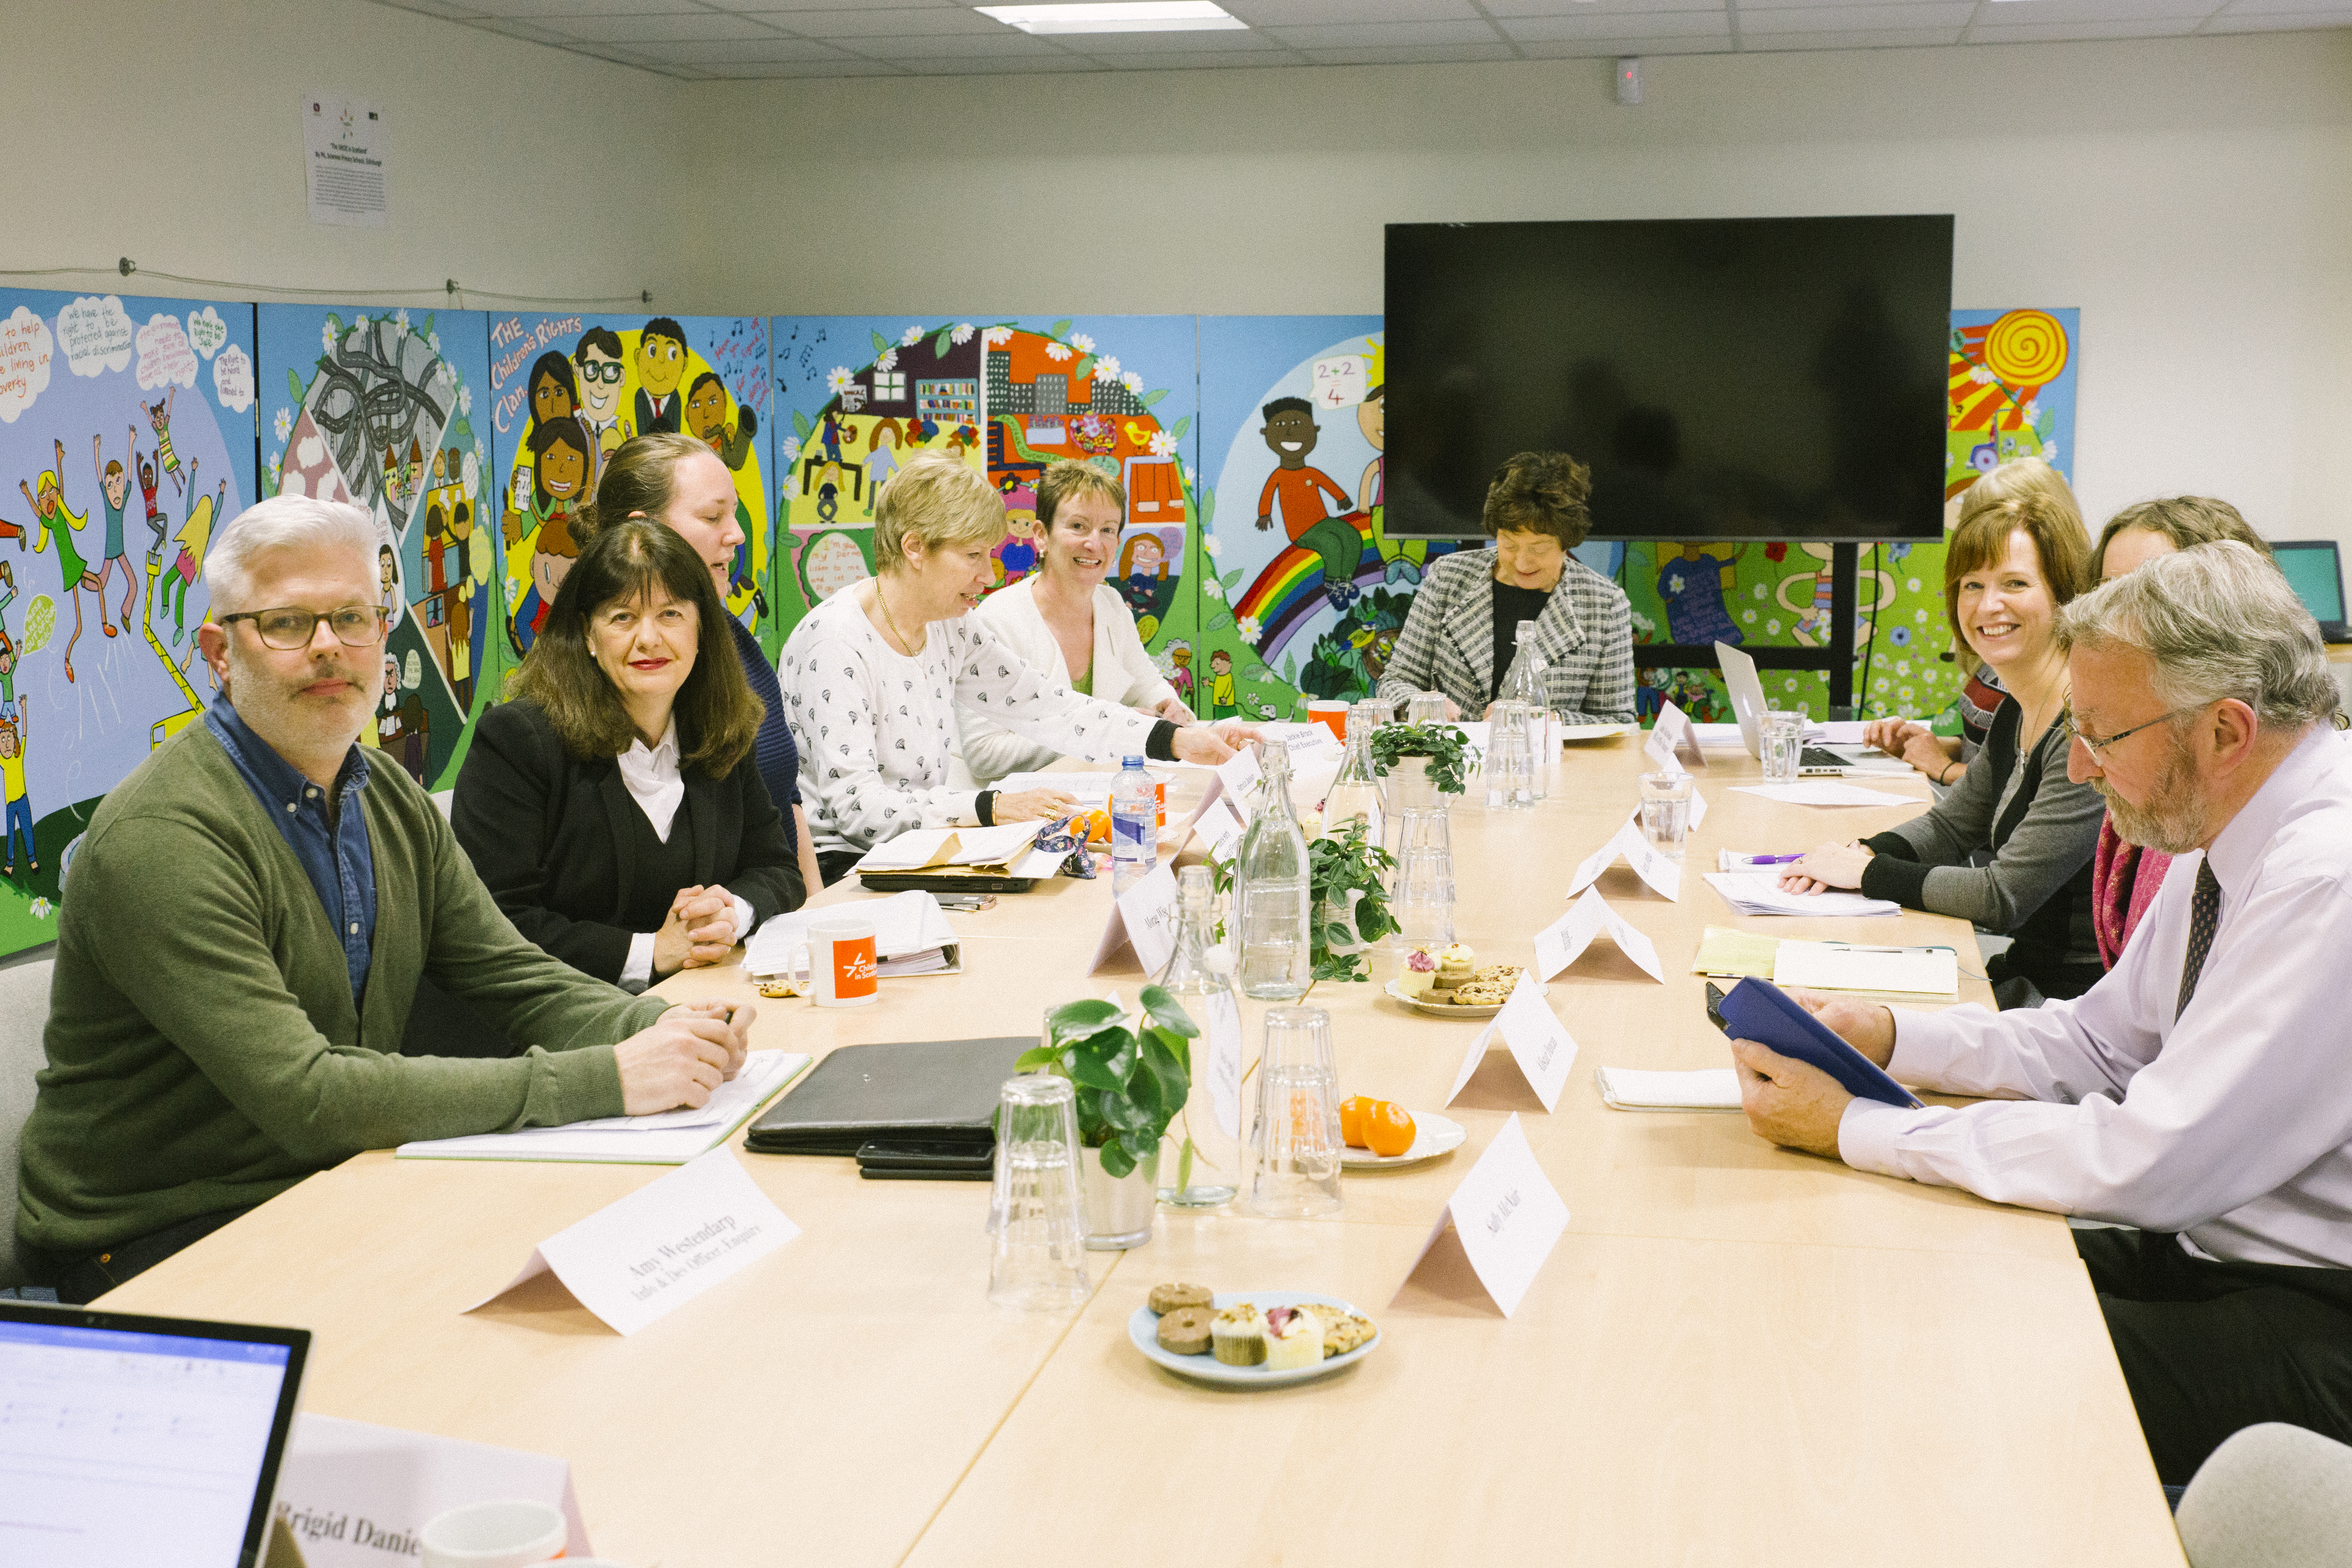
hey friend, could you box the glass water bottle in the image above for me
[1503,621,1551,799]
[1235,738,1312,1000]
[1155,864,1242,1208]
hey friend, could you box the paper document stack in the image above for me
[1770,940,1959,998]
[1703,871,1899,919]
[396,1049,810,1164]
[850,824,1061,879]
[747,890,961,979]
[1690,925,1780,979]
[1595,1067,1743,1111]
[992,768,1177,803]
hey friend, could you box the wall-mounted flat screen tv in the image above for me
[1384,215,1954,542]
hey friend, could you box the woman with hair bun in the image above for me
[1375,450,1635,723]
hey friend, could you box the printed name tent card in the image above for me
[1170,772,1247,860]
[1644,700,1706,772]
[1446,970,1581,1112]
[1396,1115,1569,1319]
[1091,861,1179,975]
[272,1414,589,1568]
[1533,888,1666,984]
[1567,820,1681,902]
[466,1148,799,1336]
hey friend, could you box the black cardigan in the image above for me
[451,698,805,984]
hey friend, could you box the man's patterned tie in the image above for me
[2175,859,2222,1022]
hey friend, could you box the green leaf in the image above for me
[1175,1138,1194,1195]
[870,329,890,356]
[1071,355,1095,383]
[1048,319,1073,340]
[1066,1053,1124,1093]
[1096,1140,1136,1180]
[1206,611,1234,631]
[1138,985,1199,1040]
[934,327,953,358]
[1144,389,1168,406]
[1121,1130,1158,1172]
[793,409,812,441]
[1046,997,1122,1041]
[1221,569,1242,590]
[1013,1045,1061,1071]
[1173,414,1193,441]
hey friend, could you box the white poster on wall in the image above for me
[303,91,388,227]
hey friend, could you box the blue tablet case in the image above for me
[1718,979,1923,1109]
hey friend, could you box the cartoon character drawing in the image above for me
[161,476,224,646]
[0,562,18,717]
[375,653,403,750]
[95,426,138,637]
[1776,541,1897,649]
[147,388,184,495]
[1355,384,1385,519]
[997,510,1038,586]
[529,352,579,428]
[378,541,403,635]
[1253,397,1358,609]
[687,371,758,471]
[816,461,842,525]
[22,438,101,681]
[1117,533,1172,640]
[1165,641,1194,708]
[445,499,477,710]
[634,318,689,435]
[1654,542,1746,647]
[0,709,32,878]
[573,327,631,464]
[137,450,166,548]
[1207,648,1237,719]
[862,418,900,518]
[510,416,591,652]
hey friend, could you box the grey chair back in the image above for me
[0,955,55,1289]
[2177,1422,2352,1568]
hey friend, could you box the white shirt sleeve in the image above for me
[946,616,1161,769]
[621,932,655,992]
[960,584,1066,786]
[781,606,981,853]
[1095,585,1180,715]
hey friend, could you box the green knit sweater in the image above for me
[17,720,670,1255]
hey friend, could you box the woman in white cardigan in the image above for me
[959,461,1194,786]
[781,452,1247,886]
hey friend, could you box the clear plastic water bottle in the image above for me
[1504,621,1551,800]
[1236,739,1312,999]
[1110,755,1157,893]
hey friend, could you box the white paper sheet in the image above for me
[1595,1067,1743,1111]
[1091,862,1179,975]
[1771,940,1959,997]
[397,1050,807,1164]
[746,891,956,977]
[1703,871,1900,919]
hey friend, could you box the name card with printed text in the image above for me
[1205,989,1243,1139]
[1567,820,1682,902]
[272,1415,589,1568]
[1092,862,1179,974]
[1399,1115,1569,1318]
[1534,888,1665,984]
[466,1148,799,1336]
[1446,970,1581,1112]
[1645,700,1706,772]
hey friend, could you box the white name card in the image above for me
[1645,700,1706,773]
[1402,1114,1569,1319]
[1533,887,1666,984]
[273,1415,588,1567]
[1091,861,1179,975]
[1567,820,1681,902]
[1445,970,1581,1112]
[466,1148,799,1336]
[1205,989,1243,1139]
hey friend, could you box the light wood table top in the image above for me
[101,732,2184,1567]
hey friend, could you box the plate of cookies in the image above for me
[1386,943,1538,1018]
[1132,1283,1380,1388]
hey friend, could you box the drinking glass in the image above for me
[1247,1007,1344,1219]
[1761,709,1806,784]
[1407,692,1450,725]
[1359,696,1397,729]
[1637,770,1695,861]
[986,1075,1091,1310]
[1389,805,1456,949]
[1484,701,1535,811]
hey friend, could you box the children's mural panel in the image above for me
[257,305,496,793]
[0,290,258,956]
[492,313,772,660]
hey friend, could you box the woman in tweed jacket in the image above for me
[1376,451,1635,723]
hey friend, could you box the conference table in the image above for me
[103,732,2188,1567]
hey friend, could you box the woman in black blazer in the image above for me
[454,518,804,992]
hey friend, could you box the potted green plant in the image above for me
[1369,721,1479,807]
[1022,986,1197,1248]
[1208,818,1396,986]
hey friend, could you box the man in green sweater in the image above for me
[17,496,758,1303]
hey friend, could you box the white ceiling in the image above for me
[368,0,2352,78]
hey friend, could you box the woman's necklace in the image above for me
[875,580,921,657]
[2015,658,2070,749]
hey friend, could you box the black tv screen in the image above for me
[1384,215,1954,542]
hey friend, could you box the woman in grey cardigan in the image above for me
[1375,451,1635,724]
[1780,494,2104,1005]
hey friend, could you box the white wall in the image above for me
[5,0,689,310]
[681,32,2352,548]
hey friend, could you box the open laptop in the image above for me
[2271,540,2352,644]
[0,1301,310,1568]
[1713,641,1911,775]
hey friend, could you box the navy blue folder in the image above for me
[1717,978,1922,1109]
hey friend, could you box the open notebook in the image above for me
[397,1049,810,1164]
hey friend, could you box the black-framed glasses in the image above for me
[576,359,625,384]
[221,604,392,651]
[2070,702,2206,762]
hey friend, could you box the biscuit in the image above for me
[1148,1281,1213,1314]
[1156,1305,1214,1355]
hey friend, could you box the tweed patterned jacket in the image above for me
[1376,549,1636,723]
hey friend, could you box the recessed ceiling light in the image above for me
[975,3,1248,34]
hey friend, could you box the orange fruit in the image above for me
[1363,1100,1417,1158]
[1339,1095,1374,1148]
[1082,808,1111,844]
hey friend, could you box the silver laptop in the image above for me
[1712,641,1910,775]
[0,1302,310,1568]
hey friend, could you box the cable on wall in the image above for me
[0,259,650,309]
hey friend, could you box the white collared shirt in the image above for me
[1840,723,2352,1269]
[617,721,753,992]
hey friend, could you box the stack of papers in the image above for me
[849,825,1063,881]
[1690,925,1781,979]
[397,1049,810,1164]
[1703,871,1899,918]
[991,769,1176,803]
[1771,940,1959,998]
[1595,1067,1743,1111]
[747,891,961,979]
[1730,781,1924,807]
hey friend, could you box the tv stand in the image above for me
[1632,542,1860,720]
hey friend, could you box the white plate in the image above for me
[1129,1291,1381,1388]
[1341,1111,1466,1169]
[1383,975,1543,1020]
[1558,722,1638,743]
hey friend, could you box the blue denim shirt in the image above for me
[204,693,377,1000]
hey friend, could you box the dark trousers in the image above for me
[21,1207,254,1305]
[2076,1227,2352,1485]
[817,848,865,889]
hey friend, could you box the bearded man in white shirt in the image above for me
[1730,540,2352,1485]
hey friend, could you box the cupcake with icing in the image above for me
[1398,945,1439,998]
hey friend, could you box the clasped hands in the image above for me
[618,996,756,1115]
[652,883,744,976]
[1729,989,1896,1158]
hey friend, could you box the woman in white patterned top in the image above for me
[780,451,1252,886]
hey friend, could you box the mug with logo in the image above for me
[790,915,879,1008]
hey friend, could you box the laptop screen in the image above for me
[0,1305,308,1568]
[2273,540,2346,623]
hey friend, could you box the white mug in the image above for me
[419,1500,566,1568]
[788,915,879,1007]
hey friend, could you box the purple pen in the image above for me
[1749,854,1806,864]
